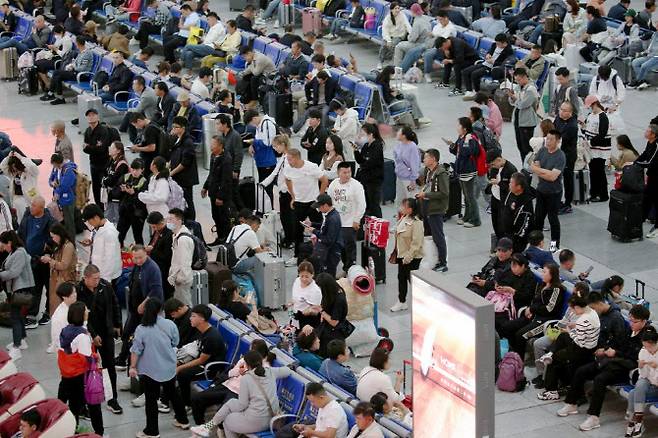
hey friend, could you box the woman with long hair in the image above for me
[129,298,190,436]
[138,156,171,217]
[291,261,322,329]
[563,0,588,45]
[260,134,295,248]
[218,279,252,321]
[321,134,345,181]
[41,223,77,317]
[394,126,421,202]
[0,230,35,360]
[190,350,292,438]
[374,66,429,127]
[0,152,39,223]
[390,198,424,312]
[583,96,611,202]
[354,123,385,218]
[101,141,129,224]
[316,272,350,357]
[449,117,481,228]
[610,134,639,170]
[379,2,411,67]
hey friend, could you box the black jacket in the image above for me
[486,43,514,67]
[313,208,344,251]
[148,226,173,280]
[118,173,148,218]
[167,103,202,133]
[107,62,133,96]
[476,256,512,292]
[349,5,365,28]
[169,134,199,187]
[305,75,338,106]
[1,11,17,33]
[153,93,176,128]
[529,284,565,320]
[236,14,258,34]
[444,36,478,66]
[102,158,129,202]
[554,115,579,155]
[497,268,537,309]
[488,160,517,205]
[301,125,328,166]
[355,140,384,185]
[83,123,112,168]
[204,151,233,202]
[77,279,122,338]
[222,129,243,175]
[635,141,658,178]
[280,33,302,47]
[501,190,534,241]
[597,306,627,351]
[171,307,199,348]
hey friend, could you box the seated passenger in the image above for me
[319,339,358,395]
[293,328,324,372]
[217,279,252,321]
[467,237,514,296]
[523,230,556,268]
[163,297,199,347]
[356,348,406,412]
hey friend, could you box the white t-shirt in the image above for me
[50,302,69,349]
[291,277,322,313]
[356,366,404,404]
[284,161,323,203]
[190,77,210,100]
[70,332,93,356]
[228,223,260,262]
[316,399,349,438]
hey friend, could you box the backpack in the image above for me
[485,290,516,320]
[620,163,645,193]
[217,228,250,268]
[158,128,174,160]
[470,134,488,177]
[176,232,208,270]
[100,123,121,147]
[496,352,527,392]
[166,178,187,211]
[474,123,501,152]
[73,170,91,210]
[596,73,618,93]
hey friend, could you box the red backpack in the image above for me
[470,133,488,177]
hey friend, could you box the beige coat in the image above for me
[395,216,424,263]
[610,148,639,170]
[48,241,77,316]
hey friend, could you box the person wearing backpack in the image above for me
[168,117,199,221]
[166,208,195,306]
[117,159,148,247]
[139,157,171,217]
[48,153,78,243]
[487,149,518,240]
[448,117,481,228]
[550,67,581,118]
[587,65,626,113]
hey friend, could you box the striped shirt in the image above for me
[570,307,600,350]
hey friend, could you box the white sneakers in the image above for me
[579,415,601,431]
[538,352,553,366]
[7,340,28,350]
[46,344,55,354]
[7,347,21,360]
[646,227,658,238]
[131,394,145,407]
[556,403,578,417]
[190,421,214,437]
[390,301,408,312]
[417,117,432,126]
[424,74,433,84]
[462,91,477,100]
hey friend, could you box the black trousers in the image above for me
[461,64,505,92]
[257,166,275,205]
[117,311,141,363]
[177,365,205,407]
[279,191,296,246]
[341,227,356,271]
[293,201,321,257]
[28,259,49,317]
[363,182,382,218]
[163,34,187,63]
[119,112,139,143]
[443,60,474,90]
[136,21,161,49]
[565,361,629,416]
[491,197,503,239]
[90,165,106,209]
[535,190,562,247]
[182,185,196,220]
[589,157,609,201]
[98,333,118,400]
[562,148,577,207]
[397,258,421,303]
[190,384,237,425]
[232,176,244,211]
[498,316,542,357]
[237,73,262,104]
[117,211,145,246]
[49,69,76,95]
[644,176,658,221]
[544,333,595,391]
[59,374,104,435]
[142,374,188,436]
[514,121,535,163]
[211,198,232,242]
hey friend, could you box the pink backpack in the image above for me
[496,352,526,392]
[485,290,516,320]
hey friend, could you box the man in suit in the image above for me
[300,109,329,165]
[153,81,176,129]
[292,70,337,133]
[202,135,233,244]
[120,75,158,142]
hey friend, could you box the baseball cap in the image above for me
[410,3,423,15]
[584,94,599,108]
[85,108,99,116]
[496,237,513,251]
[625,8,636,17]
[311,193,333,209]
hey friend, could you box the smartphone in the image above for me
[557,321,567,329]
[441,137,452,145]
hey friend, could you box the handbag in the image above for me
[47,200,63,222]
[388,248,398,264]
[176,340,200,364]
[336,319,356,338]
[84,358,106,405]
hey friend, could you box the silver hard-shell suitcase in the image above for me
[191,269,209,306]
[0,47,18,80]
[253,252,287,309]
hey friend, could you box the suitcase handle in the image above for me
[636,279,646,300]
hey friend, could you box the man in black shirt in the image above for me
[0,2,18,34]
[146,212,174,300]
[216,114,243,210]
[82,108,114,207]
[487,149,518,240]
[202,135,233,244]
[78,264,123,414]
[235,5,264,35]
[501,172,534,253]
[98,51,133,103]
[300,109,329,165]
[164,297,199,347]
[153,82,176,129]
[176,304,227,409]
[129,112,160,175]
[435,36,478,95]
[169,116,199,220]
[554,102,579,214]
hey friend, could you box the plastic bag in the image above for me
[84,360,106,405]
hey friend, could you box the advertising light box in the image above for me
[411,271,495,438]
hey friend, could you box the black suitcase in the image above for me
[239,177,256,212]
[607,190,644,242]
[361,241,386,283]
[445,172,462,219]
[17,66,38,95]
[206,261,233,304]
[266,92,293,128]
[381,158,396,204]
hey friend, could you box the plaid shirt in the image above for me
[152,3,170,27]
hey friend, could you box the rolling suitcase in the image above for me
[612,56,634,84]
[17,66,38,94]
[302,7,323,35]
[493,88,513,122]
[279,1,294,26]
[206,261,233,304]
[445,170,462,219]
[607,189,643,242]
[266,92,293,128]
[579,61,600,76]
[573,168,590,204]
[361,241,386,283]
[190,269,209,306]
[253,252,287,308]
[381,158,396,204]
[0,47,18,80]
[77,93,102,133]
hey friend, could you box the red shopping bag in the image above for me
[365,216,390,249]
[614,171,622,190]
[121,251,134,268]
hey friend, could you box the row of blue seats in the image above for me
[202,304,412,438]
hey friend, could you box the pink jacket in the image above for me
[487,101,503,138]
[123,0,142,19]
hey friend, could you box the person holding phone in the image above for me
[354,124,384,219]
[448,117,482,228]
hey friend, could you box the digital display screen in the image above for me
[412,275,478,438]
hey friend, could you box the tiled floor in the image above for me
[2,0,658,436]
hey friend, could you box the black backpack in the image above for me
[620,163,645,193]
[217,228,250,268]
[176,233,208,270]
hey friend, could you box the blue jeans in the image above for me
[627,378,658,414]
[632,56,658,81]
[460,178,480,226]
[262,0,281,19]
[180,44,217,69]
[329,17,349,35]
[423,48,444,74]
[234,256,263,306]
[400,45,426,73]
[517,20,543,44]
[0,37,28,54]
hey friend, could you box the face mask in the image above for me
[166,222,176,231]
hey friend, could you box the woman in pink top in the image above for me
[475,93,503,138]
[189,339,275,426]
[105,0,143,23]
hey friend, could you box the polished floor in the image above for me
[2,0,658,436]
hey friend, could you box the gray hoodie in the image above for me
[0,247,35,293]
[408,14,433,46]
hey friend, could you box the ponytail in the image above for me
[244,350,266,377]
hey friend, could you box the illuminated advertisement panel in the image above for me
[411,271,495,438]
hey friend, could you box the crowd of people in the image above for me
[2,0,658,435]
